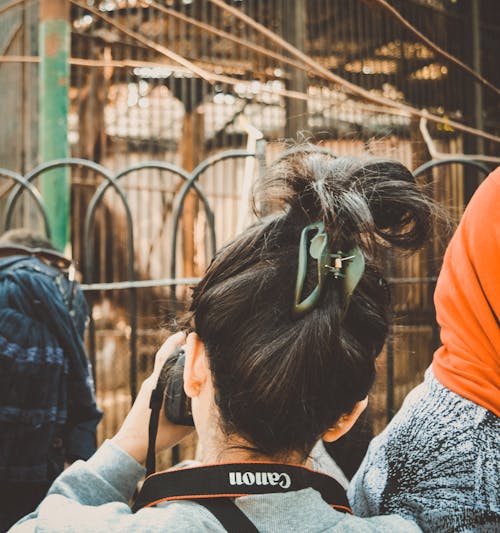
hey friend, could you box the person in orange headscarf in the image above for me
[349,166,500,532]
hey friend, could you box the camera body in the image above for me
[162,347,194,426]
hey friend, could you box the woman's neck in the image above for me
[193,396,306,466]
[199,432,306,465]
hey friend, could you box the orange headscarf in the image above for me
[432,166,500,418]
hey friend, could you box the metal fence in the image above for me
[1,0,499,177]
[1,0,498,468]
[0,154,493,449]
[0,147,266,440]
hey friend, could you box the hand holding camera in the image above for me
[112,332,194,465]
[160,347,194,427]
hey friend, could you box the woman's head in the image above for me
[185,146,433,460]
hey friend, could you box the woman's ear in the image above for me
[322,397,368,442]
[183,332,209,398]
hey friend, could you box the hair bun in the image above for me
[257,145,433,253]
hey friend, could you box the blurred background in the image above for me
[1,0,499,473]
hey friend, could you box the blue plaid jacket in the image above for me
[0,255,102,485]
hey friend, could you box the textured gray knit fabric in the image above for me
[12,440,420,532]
[349,368,500,533]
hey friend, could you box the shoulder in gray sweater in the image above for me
[12,440,420,532]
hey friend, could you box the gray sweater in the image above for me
[12,440,419,532]
[349,368,500,533]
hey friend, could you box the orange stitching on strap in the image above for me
[330,504,353,514]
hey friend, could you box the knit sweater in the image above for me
[350,168,500,533]
[12,440,420,532]
[349,368,500,533]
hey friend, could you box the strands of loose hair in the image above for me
[190,147,436,457]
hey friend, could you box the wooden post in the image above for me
[39,0,70,251]
[175,104,205,463]
[282,0,308,139]
[470,0,484,156]
[179,106,205,279]
[463,0,483,203]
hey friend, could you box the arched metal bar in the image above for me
[112,160,217,305]
[170,150,257,287]
[84,160,214,401]
[4,158,116,232]
[102,161,203,401]
[92,160,190,203]
[83,165,140,400]
[87,161,194,274]
[0,168,51,237]
[413,158,491,178]
[2,158,128,285]
[3,158,134,399]
[89,161,215,390]
[88,161,214,279]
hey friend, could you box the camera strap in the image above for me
[143,355,351,530]
[133,462,351,531]
[145,382,164,476]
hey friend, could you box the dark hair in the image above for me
[189,146,433,459]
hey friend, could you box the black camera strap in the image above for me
[133,462,351,531]
[144,356,351,531]
[190,497,260,533]
[146,348,195,476]
[145,382,164,476]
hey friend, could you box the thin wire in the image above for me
[420,117,500,164]
[147,0,307,74]
[2,51,499,145]
[0,54,307,99]
[369,0,500,97]
[68,0,214,82]
[3,0,499,144]
[208,0,500,144]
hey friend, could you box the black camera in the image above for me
[146,346,194,475]
[160,347,194,427]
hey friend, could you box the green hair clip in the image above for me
[292,221,365,319]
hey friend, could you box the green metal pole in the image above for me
[39,0,70,251]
